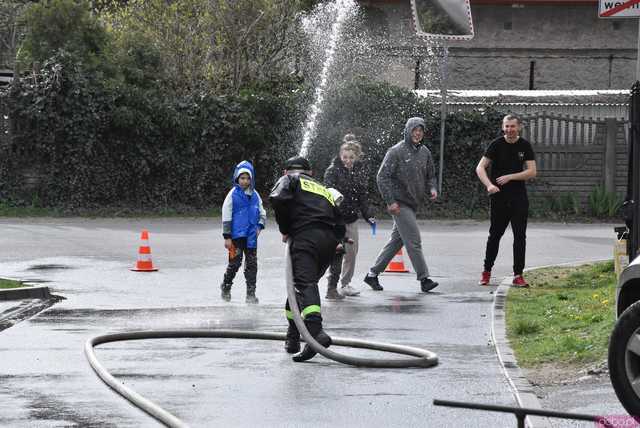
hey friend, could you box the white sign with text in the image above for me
[599,0,640,18]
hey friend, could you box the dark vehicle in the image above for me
[609,82,640,417]
[609,249,640,415]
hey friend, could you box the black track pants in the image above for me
[222,238,257,292]
[483,193,529,275]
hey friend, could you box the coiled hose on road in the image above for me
[85,242,438,427]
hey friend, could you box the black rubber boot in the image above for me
[246,285,259,304]
[220,283,232,301]
[284,322,300,354]
[292,322,332,362]
[245,286,260,305]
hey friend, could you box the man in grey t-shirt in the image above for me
[364,117,440,293]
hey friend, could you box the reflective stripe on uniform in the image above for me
[299,178,334,206]
[301,305,321,319]
[285,310,294,320]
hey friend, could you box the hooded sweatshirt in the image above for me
[221,160,266,249]
[376,117,437,212]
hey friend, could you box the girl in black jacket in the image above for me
[323,136,376,299]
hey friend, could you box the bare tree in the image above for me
[102,0,306,94]
[209,0,304,93]
[0,1,29,70]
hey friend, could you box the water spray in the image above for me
[299,0,357,158]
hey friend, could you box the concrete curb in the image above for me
[0,286,50,300]
[491,277,550,428]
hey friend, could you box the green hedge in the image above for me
[1,66,507,216]
[0,53,304,211]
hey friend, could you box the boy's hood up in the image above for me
[233,160,255,190]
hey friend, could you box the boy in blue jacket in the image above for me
[221,160,266,304]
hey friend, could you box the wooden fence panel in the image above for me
[519,112,627,209]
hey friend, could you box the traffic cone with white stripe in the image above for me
[131,229,158,272]
[385,248,409,273]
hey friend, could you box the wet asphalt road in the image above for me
[0,218,623,427]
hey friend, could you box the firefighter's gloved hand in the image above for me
[335,243,345,255]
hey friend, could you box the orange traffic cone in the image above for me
[131,229,158,272]
[385,248,409,273]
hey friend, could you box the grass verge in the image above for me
[0,278,28,289]
[505,260,616,368]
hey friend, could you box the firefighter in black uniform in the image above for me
[269,156,345,362]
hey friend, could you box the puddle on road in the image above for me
[389,295,421,303]
[26,391,116,428]
[330,297,432,315]
[561,236,611,245]
[32,308,146,324]
[445,295,493,304]
[0,295,65,333]
[31,306,228,326]
[26,264,73,271]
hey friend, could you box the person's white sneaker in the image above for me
[340,284,361,296]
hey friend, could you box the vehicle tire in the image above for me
[609,299,640,416]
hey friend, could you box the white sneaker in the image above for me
[341,284,361,296]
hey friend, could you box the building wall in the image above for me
[467,4,636,49]
[449,4,637,89]
[357,1,639,90]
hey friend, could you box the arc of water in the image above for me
[299,0,357,158]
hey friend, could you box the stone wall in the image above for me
[355,1,639,90]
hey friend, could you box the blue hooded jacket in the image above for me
[221,161,266,249]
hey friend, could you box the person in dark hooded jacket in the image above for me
[220,160,266,304]
[364,117,440,293]
[323,135,375,299]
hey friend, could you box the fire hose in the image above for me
[85,242,438,427]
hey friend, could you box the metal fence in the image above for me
[447,102,628,120]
